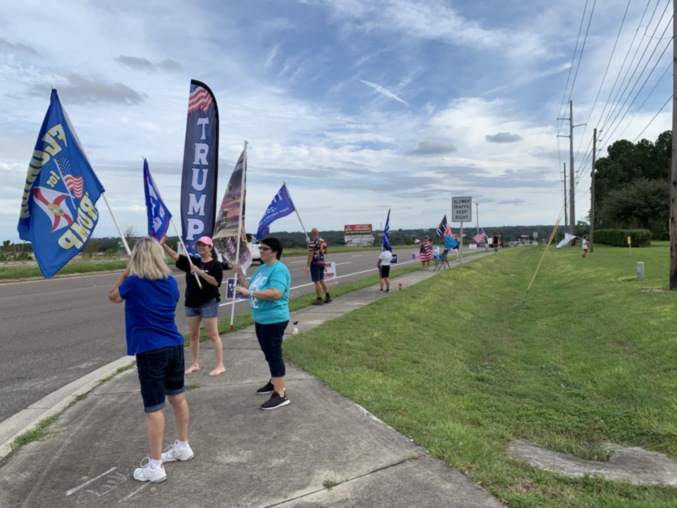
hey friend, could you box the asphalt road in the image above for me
[0,249,417,424]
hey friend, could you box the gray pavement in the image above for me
[0,259,504,507]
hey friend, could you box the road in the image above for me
[0,250,417,424]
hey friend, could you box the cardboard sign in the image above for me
[225,277,246,300]
[324,261,336,280]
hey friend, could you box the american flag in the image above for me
[188,84,213,114]
[435,214,448,236]
[473,228,487,244]
[56,157,84,198]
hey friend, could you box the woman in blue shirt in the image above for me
[108,237,193,483]
[234,237,291,410]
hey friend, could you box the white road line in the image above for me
[66,467,118,496]
[218,260,415,308]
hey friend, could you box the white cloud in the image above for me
[0,0,671,244]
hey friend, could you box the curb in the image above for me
[0,355,134,461]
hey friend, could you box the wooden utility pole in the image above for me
[590,128,597,254]
[670,0,677,289]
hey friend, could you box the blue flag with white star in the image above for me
[17,89,105,278]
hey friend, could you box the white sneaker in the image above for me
[161,441,194,463]
[133,458,167,483]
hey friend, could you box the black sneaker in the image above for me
[312,298,324,305]
[324,295,332,303]
[385,289,390,292]
[260,392,290,410]
[256,381,274,395]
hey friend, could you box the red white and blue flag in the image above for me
[435,214,448,237]
[473,228,487,244]
[143,159,172,239]
[17,89,105,278]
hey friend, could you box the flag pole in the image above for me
[168,217,202,289]
[100,193,131,256]
[283,181,309,241]
[230,141,248,331]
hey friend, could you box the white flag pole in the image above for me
[283,181,309,242]
[230,140,248,331]
[101,193,131,256]
[169,217,202,289]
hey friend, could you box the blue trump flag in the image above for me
[17,89,105,278]
[382,209,392,251]
[256,183,296,240]
[143,159,172,239]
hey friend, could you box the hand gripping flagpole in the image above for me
[169,217,202,289]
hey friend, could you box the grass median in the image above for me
[284,242,677,506]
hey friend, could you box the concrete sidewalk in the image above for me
[0,261,504,507]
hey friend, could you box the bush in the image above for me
[594,229,652,247]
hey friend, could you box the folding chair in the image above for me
[433,250,451,271]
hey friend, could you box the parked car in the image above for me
[247,235,261,264]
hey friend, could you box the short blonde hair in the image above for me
[126,237,170,280]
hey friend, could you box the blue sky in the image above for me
[0,0,672,242]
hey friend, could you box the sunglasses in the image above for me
[259,246,272,252]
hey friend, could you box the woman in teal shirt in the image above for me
[234,237,291,410]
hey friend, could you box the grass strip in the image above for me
[285,242,677,506]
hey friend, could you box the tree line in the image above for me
[593,130,671,239]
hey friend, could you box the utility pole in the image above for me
[568,100,576,235]
[476,202,479,233]
[590,128,597,254]
[670,0,677,289]
[563,162,568,233]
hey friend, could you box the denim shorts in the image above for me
[185,297,219,318]
[310,263,325,282]
[136,345,186,413]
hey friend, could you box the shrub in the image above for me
[594,229,652,247]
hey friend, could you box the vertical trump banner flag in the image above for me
[17,89,105,278]
[180,80,219,255]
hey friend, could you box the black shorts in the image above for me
[380,265,390,278]
[136,346,186,413]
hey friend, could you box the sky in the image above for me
[1,0,673,243]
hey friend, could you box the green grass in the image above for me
[285,242,677,507]
[10,414,60,452]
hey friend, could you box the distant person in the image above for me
[234,237,291,410]
[582,235,589,258]
[492,232,499,253]
[162,236,225,376]
[453,234,461,261]
[306,228,331,305]
[419,236,433,270]
[377,245,393,292]
[108,237,193,484]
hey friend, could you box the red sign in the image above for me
[344,224,372,234]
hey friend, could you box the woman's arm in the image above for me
[108,270,128,304]
[190,264,219,287]
[237,287,282,301]
[161,236,180,261]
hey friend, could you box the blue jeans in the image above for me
[254,321,289,378]
[185,298,219,318]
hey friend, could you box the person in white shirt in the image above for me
[377,246,393,292]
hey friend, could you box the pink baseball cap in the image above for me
[196,236,213,247]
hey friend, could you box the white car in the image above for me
[247,236,261,264]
